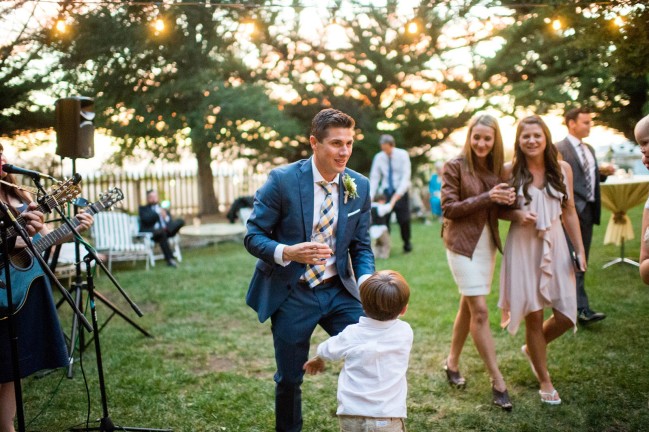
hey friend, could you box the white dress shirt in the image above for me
[369,147,411,199]
[274,157,339,278]
[567,133,597,202]
[317,316,413,418]
[273,157,371,286]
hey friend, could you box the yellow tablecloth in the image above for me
[600,175,649,246]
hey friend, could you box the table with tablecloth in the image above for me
[600,175,649,246]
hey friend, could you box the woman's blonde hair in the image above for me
[461,114,504,178]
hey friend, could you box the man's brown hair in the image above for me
[564,107,591,126]
[310,108,355,142]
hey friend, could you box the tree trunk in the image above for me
[195,143,219,215]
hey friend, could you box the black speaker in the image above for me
[55,96,95,159]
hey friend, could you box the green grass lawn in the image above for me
[22,206,649,431]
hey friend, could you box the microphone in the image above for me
[2,164,58,181]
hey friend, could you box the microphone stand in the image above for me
[0,199,93,432]
[29,176,171,431]
[1,215,26,432]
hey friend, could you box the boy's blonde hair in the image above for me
[360,270,410,321]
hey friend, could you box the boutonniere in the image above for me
[342,173,359,204]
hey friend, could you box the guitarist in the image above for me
[0,149,93,432]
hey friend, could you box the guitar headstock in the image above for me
[97,187,125,211]
[49,175,83,203]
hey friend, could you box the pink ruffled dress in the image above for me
[499,179,577,335]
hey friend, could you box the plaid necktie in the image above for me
[578,142,594,201]
[303,181,335,288]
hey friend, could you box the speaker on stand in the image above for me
[54,96,95,373]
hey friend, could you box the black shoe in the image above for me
[167,259,178,268]
[578,308,606,324]
[492,386,513,411]
[403,243,413,253]
[443,359,466,389]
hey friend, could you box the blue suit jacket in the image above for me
[244,158,375,323]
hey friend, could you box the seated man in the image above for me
[226,195,254,223]
[139,189,184,267]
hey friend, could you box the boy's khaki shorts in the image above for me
[338,415,405,432]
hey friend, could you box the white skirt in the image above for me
[446,225,497,296]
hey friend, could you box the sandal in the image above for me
[539,389,561,405]
[492,386,513,411]
[443,359,466,389]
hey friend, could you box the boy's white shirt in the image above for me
[316,316,413,418]
[371,202,393,218]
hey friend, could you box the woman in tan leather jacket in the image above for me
[441,114,516,410]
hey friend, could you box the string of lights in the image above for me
[0,0,635,9]
[3,0,635,40]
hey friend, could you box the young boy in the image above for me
[369,194,393,259]
[303,270,413,432]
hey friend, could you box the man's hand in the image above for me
[22,202,45,236]
[75,212,94,233]
[303,356,326,375]
[283,242,333,265]
[598,162,616,176]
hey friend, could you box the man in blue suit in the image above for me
[244,108,375,432]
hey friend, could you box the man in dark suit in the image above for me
[244,108,375,432]
[556,107,615,324]
[138,189,184,267]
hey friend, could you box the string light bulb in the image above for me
[153,17,165,32]
[551,19,561,31]
[613,15,624,27]
[406,20,419,34]
[239,17,256,36]
[55,19,67,33]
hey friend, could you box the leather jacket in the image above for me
[441,157,503,258]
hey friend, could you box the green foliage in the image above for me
[21,206,649,430]
[486,3,649,138]
[47,1,303,213]
[268,0,482,172]
[52,1,301,159]
[0,1,55,136]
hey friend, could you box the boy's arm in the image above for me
[303,356,326,375]
[303,327,355,375]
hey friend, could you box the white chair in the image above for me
[238,207,253,227]
[91,212,154,271]
[134,216,182,265]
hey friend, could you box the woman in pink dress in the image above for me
[441,114,515,410]
[499,115,586,405]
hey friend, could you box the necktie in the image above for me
[156,205,167,228]
[387,156,395,196]
[578,143,594,201]
[303,182,335,288]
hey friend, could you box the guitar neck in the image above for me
[7,194,73,240]
[0,186,122,273]
[32,201,107,254]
